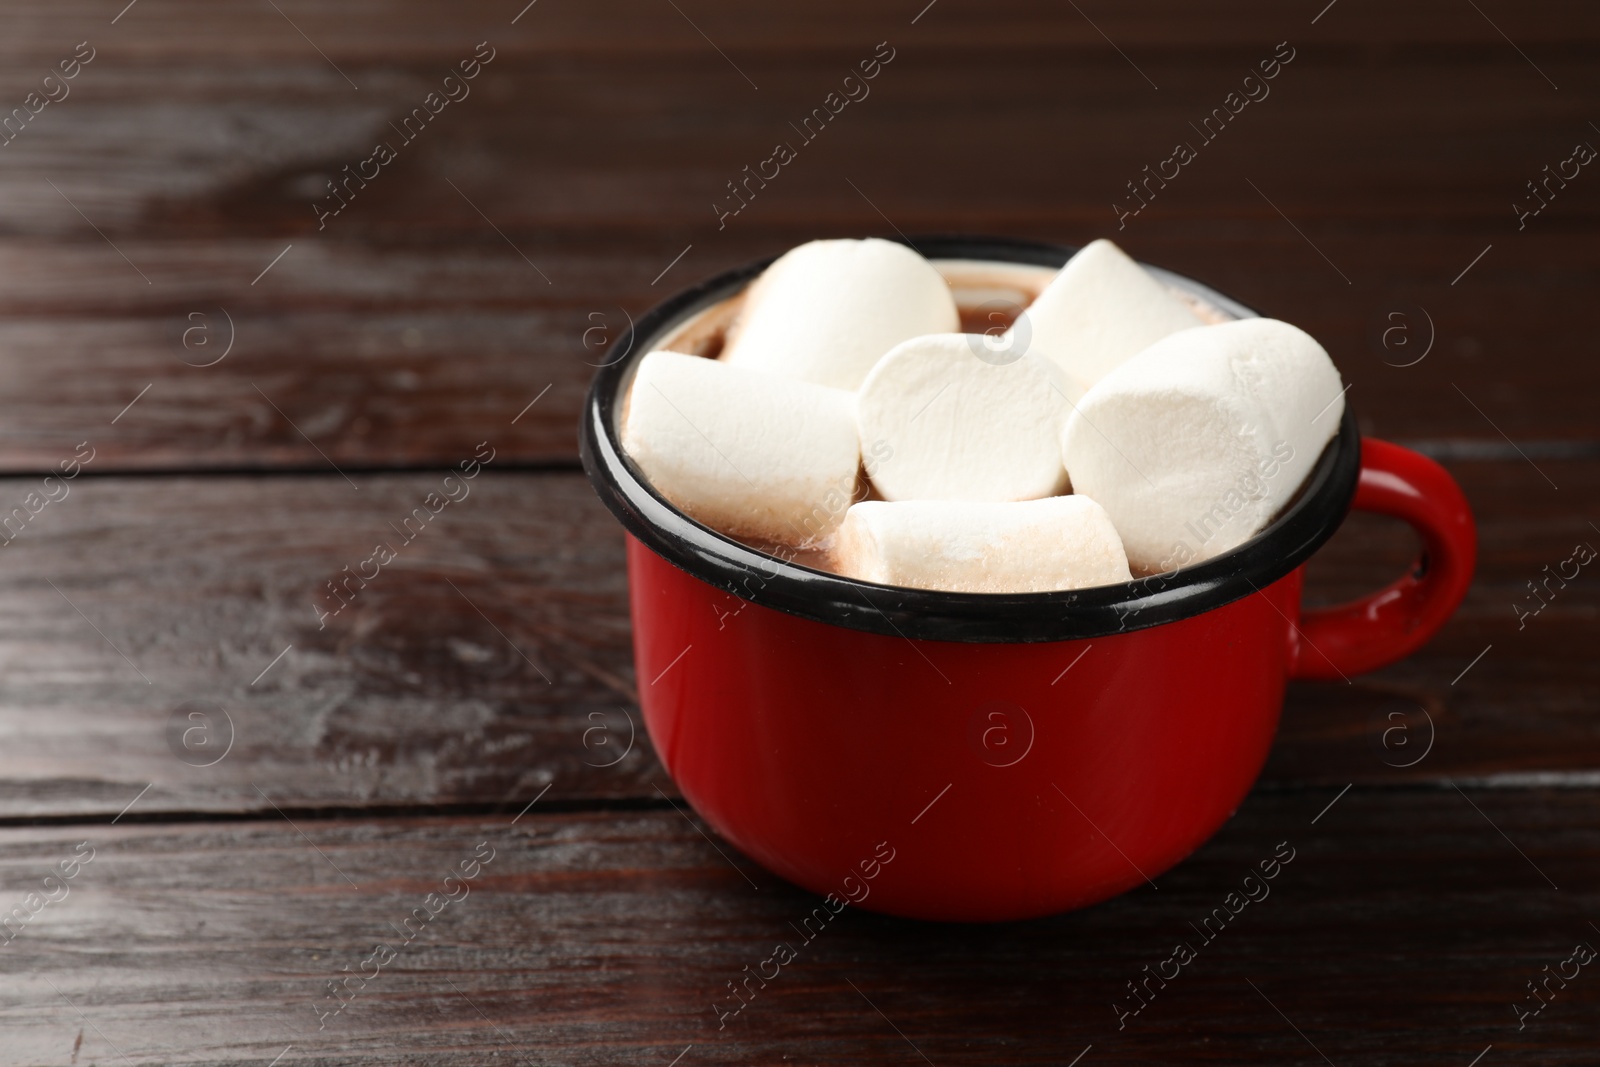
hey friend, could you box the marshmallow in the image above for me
[1060,317,1345,573]
[1006,239,1204,387]
[622,350,860,545]
[857,334,1073,503]
[721,238,960,390]
[833,496,1132,593]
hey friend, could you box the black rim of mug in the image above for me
[579,234,1361,644]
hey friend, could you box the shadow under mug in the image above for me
[580,235,1477,922]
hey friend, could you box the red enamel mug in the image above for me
[580,235,1476,922]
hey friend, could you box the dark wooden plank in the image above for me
[0,5,1587,467]
[20,49,1591,241]
[0,227,1593,471]
[0,12,1589,243]
[5,44,1591,240]
[0,0,1596,63]
[0,471,644,818]
[0,789,1593,1063]
[0,458,1587,818]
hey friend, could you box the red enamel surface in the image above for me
[626,439,1473,921]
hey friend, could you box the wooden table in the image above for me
[0,0,1594,1062]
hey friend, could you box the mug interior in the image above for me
[580,235,1361,644]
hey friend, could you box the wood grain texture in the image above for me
[0,459,1586,819]
[0,232,1593,470]
[0,791,1592,1065]
[0,471,643,818]
[0,0,1588,469]
[0,0,1592,63]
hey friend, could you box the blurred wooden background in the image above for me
[0,0,1593,1062]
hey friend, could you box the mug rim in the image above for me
[579,234,1360,643]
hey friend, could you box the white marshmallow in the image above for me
[1060,317,1345,573]
[857,334,1073,503]
[833,496,1132,593]
[1006,238,1204,387]
[721,238,960,390]
[622,350,861,545]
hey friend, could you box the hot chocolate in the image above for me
[637,253,1232,580]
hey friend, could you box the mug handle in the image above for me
[1290,438,1477,680]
